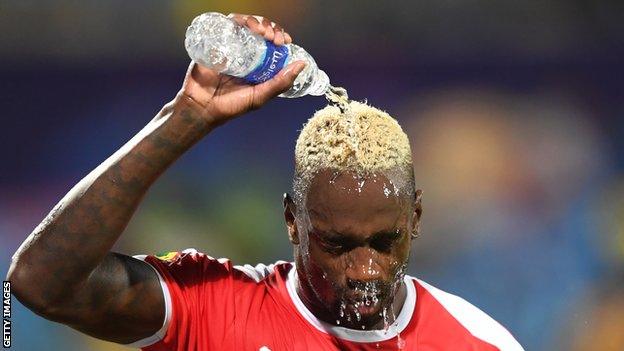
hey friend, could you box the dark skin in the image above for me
[284,170,422,330]
[6,14,304,344]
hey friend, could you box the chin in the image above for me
[357,303,382,319]
[334,299,387,328]
[353,300,383,317]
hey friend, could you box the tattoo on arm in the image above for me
[8,98,210,342]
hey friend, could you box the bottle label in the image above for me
[243,40,289,84]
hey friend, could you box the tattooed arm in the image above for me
[6,14,304,344]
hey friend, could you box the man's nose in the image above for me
[344,247,382,282]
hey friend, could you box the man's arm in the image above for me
[6,14,304,344]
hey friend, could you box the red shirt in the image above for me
[128,249,523,350]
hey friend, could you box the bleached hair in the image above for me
[293,101,415,208]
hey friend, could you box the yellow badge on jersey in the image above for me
[155,251,180,262]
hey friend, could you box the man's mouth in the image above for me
[349,293,381,302]
[344,292,385,311]
[354,300,381,314]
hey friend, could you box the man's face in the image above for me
[288,169,421,329]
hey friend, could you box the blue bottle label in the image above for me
[243,40,289,84]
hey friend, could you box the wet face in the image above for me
[284,169,422,329]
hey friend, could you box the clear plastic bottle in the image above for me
[185,12,330,98]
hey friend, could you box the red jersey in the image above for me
[127,249,523,350]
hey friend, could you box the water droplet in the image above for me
[397,334,406,349]
[329,171,340,184]
[383,186,391,197]
[357,178,365,193]
[382,307,390,332]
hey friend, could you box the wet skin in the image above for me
[284,169,423,330]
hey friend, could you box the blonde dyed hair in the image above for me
[293,101,415,207]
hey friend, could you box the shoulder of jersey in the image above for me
[412,277,525,351]
[155,248,290,282]
[232,261,290,282]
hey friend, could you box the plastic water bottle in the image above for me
[184,12,330,98]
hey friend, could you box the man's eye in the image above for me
[372,239,392,252]
[371,232,401,252]
[321,240,346,254]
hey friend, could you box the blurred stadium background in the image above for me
[1,1,623,350]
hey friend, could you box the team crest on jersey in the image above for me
[155,251,180,262]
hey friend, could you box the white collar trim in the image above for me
[285,265,416,343]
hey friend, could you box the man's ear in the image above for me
[411,189,423,238]
[283,193,300,244]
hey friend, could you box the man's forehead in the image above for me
[305,169,407,229]
[307,169,402,200]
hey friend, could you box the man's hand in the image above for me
[179,13,306,127]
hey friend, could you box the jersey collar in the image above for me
[285,265,417,343]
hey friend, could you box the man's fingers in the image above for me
[228,14,267,36]
[273,25,286,46]
[251,61,306,107]
[228,13,291,46]
[245,16,266,35]
[227,13,247,26]
[261,18,275,41]
[284,32,293,44]
[273,61,306,90]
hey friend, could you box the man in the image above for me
[7,13,523,350]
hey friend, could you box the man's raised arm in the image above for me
[6,14,304,344]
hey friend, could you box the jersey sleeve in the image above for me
[127,249,243,350]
